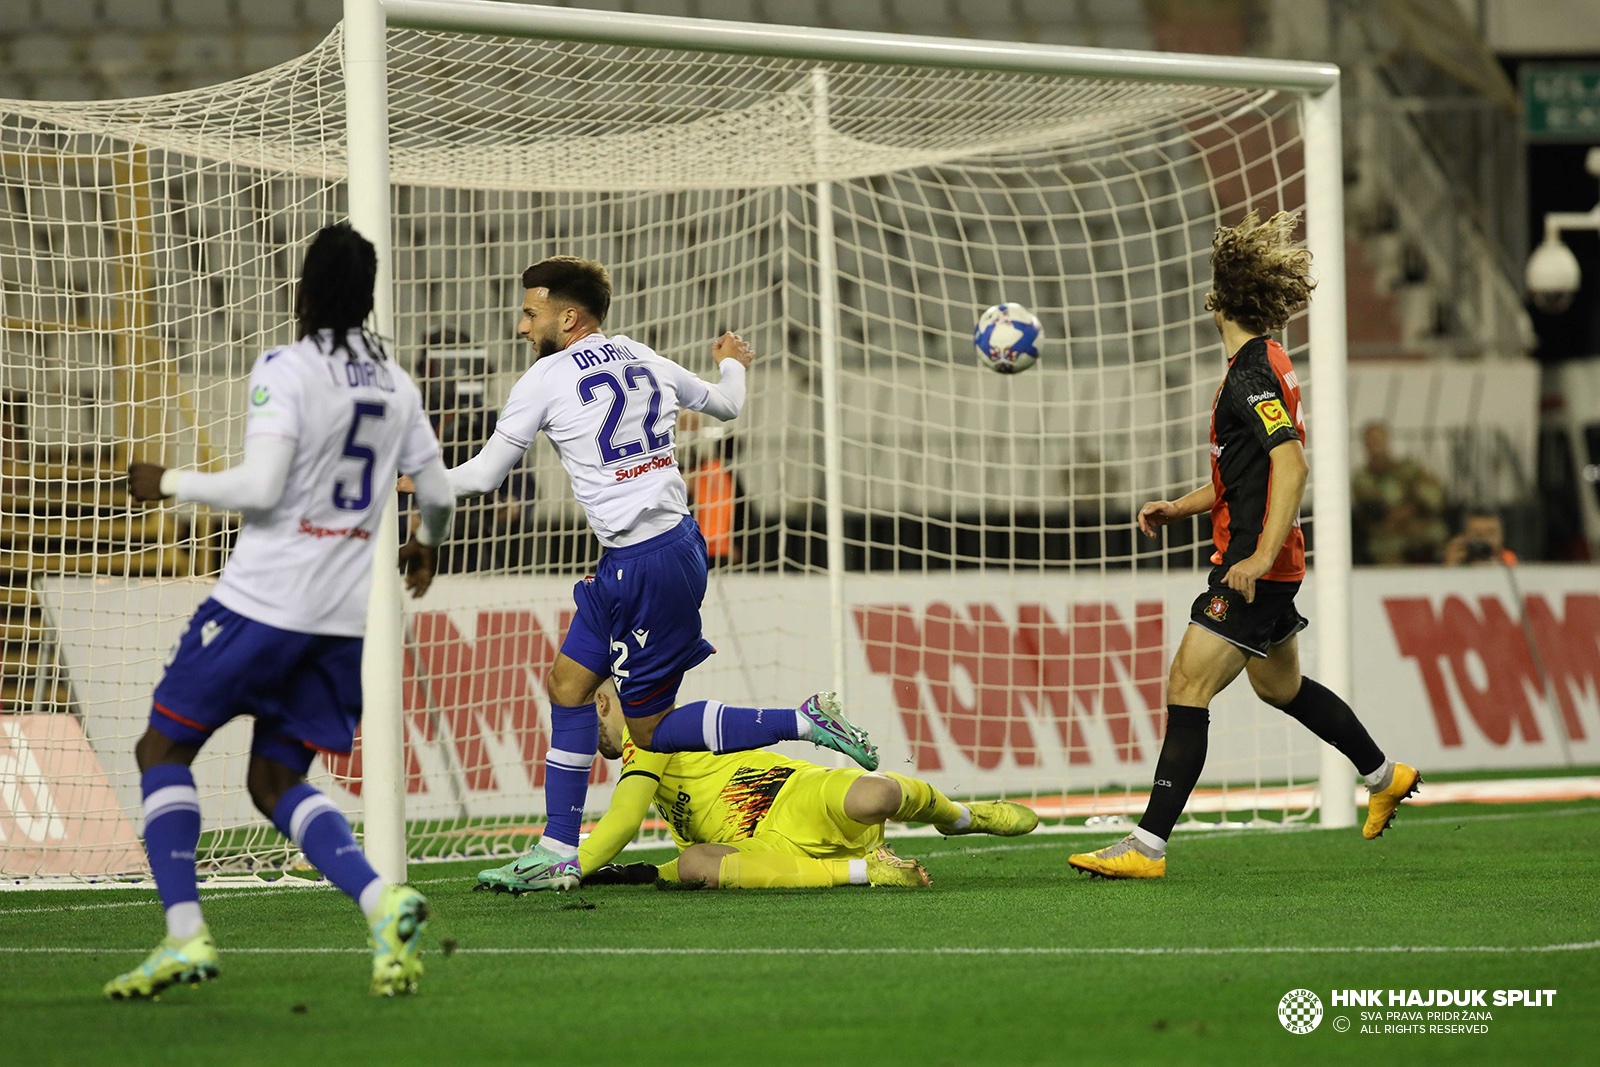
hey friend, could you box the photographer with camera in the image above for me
[1442,506,1518,566]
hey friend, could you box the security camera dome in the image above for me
[1526,236,1581,314]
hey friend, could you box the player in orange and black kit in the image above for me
[1069,211,1421,880]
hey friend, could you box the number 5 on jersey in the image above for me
[333,401,387,510]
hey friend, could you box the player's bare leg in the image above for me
[1249,635,1420,838]
[835,770,1038,838]
[675,843,739,886]
[1070,625,1247,879]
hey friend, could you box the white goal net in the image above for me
[0,2,1347,883]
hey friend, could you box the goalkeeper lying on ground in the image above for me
[478,687,1039,891]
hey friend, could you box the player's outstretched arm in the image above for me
[128,435,296,512]
[577,772,658,877]
[1137,482,1215,537]
[445,435,527,499]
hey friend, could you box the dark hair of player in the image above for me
[295,222,386,361]
[521,256,612,325]
[1204,210,1316,335]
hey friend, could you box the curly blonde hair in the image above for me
[1204,210,1315,334]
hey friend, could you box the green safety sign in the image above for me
[1524,64,1600,140]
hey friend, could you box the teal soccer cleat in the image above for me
[798,692,879,771]
[475,841,581,894]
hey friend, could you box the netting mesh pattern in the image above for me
[0,23,1316,881]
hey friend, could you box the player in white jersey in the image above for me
[105,224,457,1001]
[433,256,878,894]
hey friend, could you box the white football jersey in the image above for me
[494,333,721,547]
[211,330,441,636]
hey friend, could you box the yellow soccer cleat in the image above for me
[1068,835,1167,879]
[937,800,1040,838]
[1363,762,1422,840]
[368,884,429,997]
[866,846,932,888]
[104,925,219,1000]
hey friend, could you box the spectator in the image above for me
[416,328,535,572]
[1351,421,1448,565]
[678,408,745,567]
[1443,506,1518,566]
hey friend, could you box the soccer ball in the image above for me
[972,303,1043,374]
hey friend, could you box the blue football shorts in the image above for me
[150,598,364,775]
[560,516,716,718]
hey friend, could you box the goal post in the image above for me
[344,0,1355,854]
[0,0,1354,885]
[1300,82,1356,830]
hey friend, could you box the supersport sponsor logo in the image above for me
[298,518,372,541]
[614,453,675,482]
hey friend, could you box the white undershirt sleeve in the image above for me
[160,435,296,512]
[694,358,746,421]
[407,457,455,547]
[447,434,529,499]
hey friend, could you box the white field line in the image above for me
[1026,775,1600,820]
[1,941,1596,957]
[1,803,1596,917]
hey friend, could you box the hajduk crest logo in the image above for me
[1277,989,1324,1034]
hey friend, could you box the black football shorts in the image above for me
[1188,565,1308,658]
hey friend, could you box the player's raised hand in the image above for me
[396,474,416,494]
[1137,499,1183,537]
[127,462,170,503]
[397,536,438,598]
[712,331,753,369]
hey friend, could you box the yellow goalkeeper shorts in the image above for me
[726,766,885,860]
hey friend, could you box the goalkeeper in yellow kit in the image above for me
[479,687,1039,891]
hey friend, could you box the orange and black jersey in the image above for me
[1208,336,1305,582]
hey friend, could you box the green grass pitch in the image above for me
[2,800,1596,1067]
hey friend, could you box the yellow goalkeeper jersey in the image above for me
[627,733,807,848]
[577,730,878,876]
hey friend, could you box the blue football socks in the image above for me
[271,782,383,911]
[140,764,204,938]
[647,699,805,754]
[543,702,599,854]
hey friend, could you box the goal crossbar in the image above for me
[377,0,1338,91]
